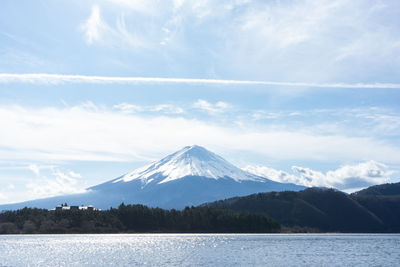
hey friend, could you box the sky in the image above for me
[0,0,400,204]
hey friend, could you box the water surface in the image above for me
[0,234,399,266]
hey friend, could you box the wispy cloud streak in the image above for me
[1,73,400,89]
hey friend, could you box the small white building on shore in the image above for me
[51,204,100,211]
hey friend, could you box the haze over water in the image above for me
[1,234,399,266]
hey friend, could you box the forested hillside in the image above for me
[207,183,400,233]
[353,182,400,196]
[0,204,280,234]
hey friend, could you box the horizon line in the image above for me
[1,73,400,89]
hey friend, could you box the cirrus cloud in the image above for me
[1,73,400,88]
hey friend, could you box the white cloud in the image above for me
[26,168,86,199]
[1,73,399,88]
[3,0,396,85]
[244,160,393,191]
[362,113,400,137]
[239,0,344,48]
[81,5,103,44]
[192,99,231,114]
[152,104,184,114]
[106,0,160,14]
[68,171,82,178]
[80,5,146,48]
[27,164,56,177]
[251,110,281,120]
[247,107,400,137]
[28,164,40,176]
[243,165,304,185]
[113,102,184,114]
[1,104,400,165]
[292,160,392,190]
[173,0,185,10]
[200,0,400,82]
[113,103,144,113]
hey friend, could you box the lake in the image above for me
[0,234,399,266]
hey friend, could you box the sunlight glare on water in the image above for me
[0,234,400,266]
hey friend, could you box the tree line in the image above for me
[0,203,280,234]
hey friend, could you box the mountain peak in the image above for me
[114,145,265,185]
[183,144,203,150]
[171,145,223,162]
[178,145,211,158]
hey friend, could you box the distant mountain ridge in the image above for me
[0,145,305,211]
[353,182,400,196]
[206,183,400,232]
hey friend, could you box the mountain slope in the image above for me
[0,145,305,210]
[352,182,400,196]
[206,188,387,232]
[352,182,400,232]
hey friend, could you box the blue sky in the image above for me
[1,0,400,203]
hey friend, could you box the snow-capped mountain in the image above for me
[113,145,266,184]
[0,145,305,210]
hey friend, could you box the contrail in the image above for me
[1,73,400,88]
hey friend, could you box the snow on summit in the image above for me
[114,145,265,184]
